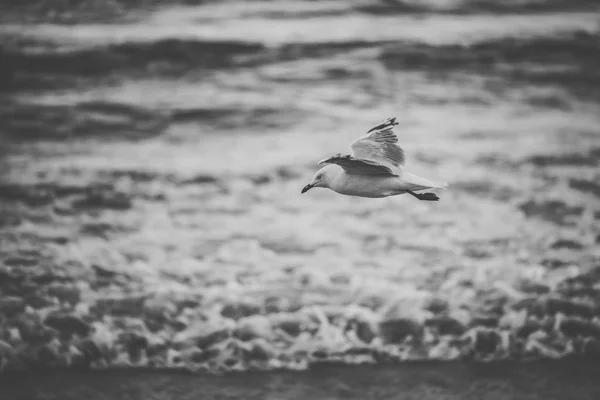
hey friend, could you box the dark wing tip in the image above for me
[367,117,398,133]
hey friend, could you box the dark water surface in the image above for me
[3,359,600,400]
[1,0,600,372]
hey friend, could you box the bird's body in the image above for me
[302,117,448,201]
[328,169,446,198]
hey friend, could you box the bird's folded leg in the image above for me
[407,191,440,201]
[420,192,440,201]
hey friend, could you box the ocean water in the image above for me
[0,0,599,371]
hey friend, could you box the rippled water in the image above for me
[1,0,599,371]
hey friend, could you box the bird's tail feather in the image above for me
[436,181,449,190]
[402,172,449,191]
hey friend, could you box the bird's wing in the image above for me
[350,117,405,174]
[317,154,398,176]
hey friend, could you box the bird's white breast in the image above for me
[331,173,401,198]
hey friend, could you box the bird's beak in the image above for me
[301,183,314,194]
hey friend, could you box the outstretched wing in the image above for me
[317,154,397,176]
[350,117,405,175]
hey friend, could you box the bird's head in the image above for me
[301,165,338,194]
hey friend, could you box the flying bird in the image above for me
[301,117,448,201]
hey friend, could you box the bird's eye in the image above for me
[316,174,322,180]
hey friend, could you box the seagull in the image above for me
[301,117,448,201]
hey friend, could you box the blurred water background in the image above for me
[0,0,599,371]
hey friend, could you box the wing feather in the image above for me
[317,155,397,176]
[351,117,405,174]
